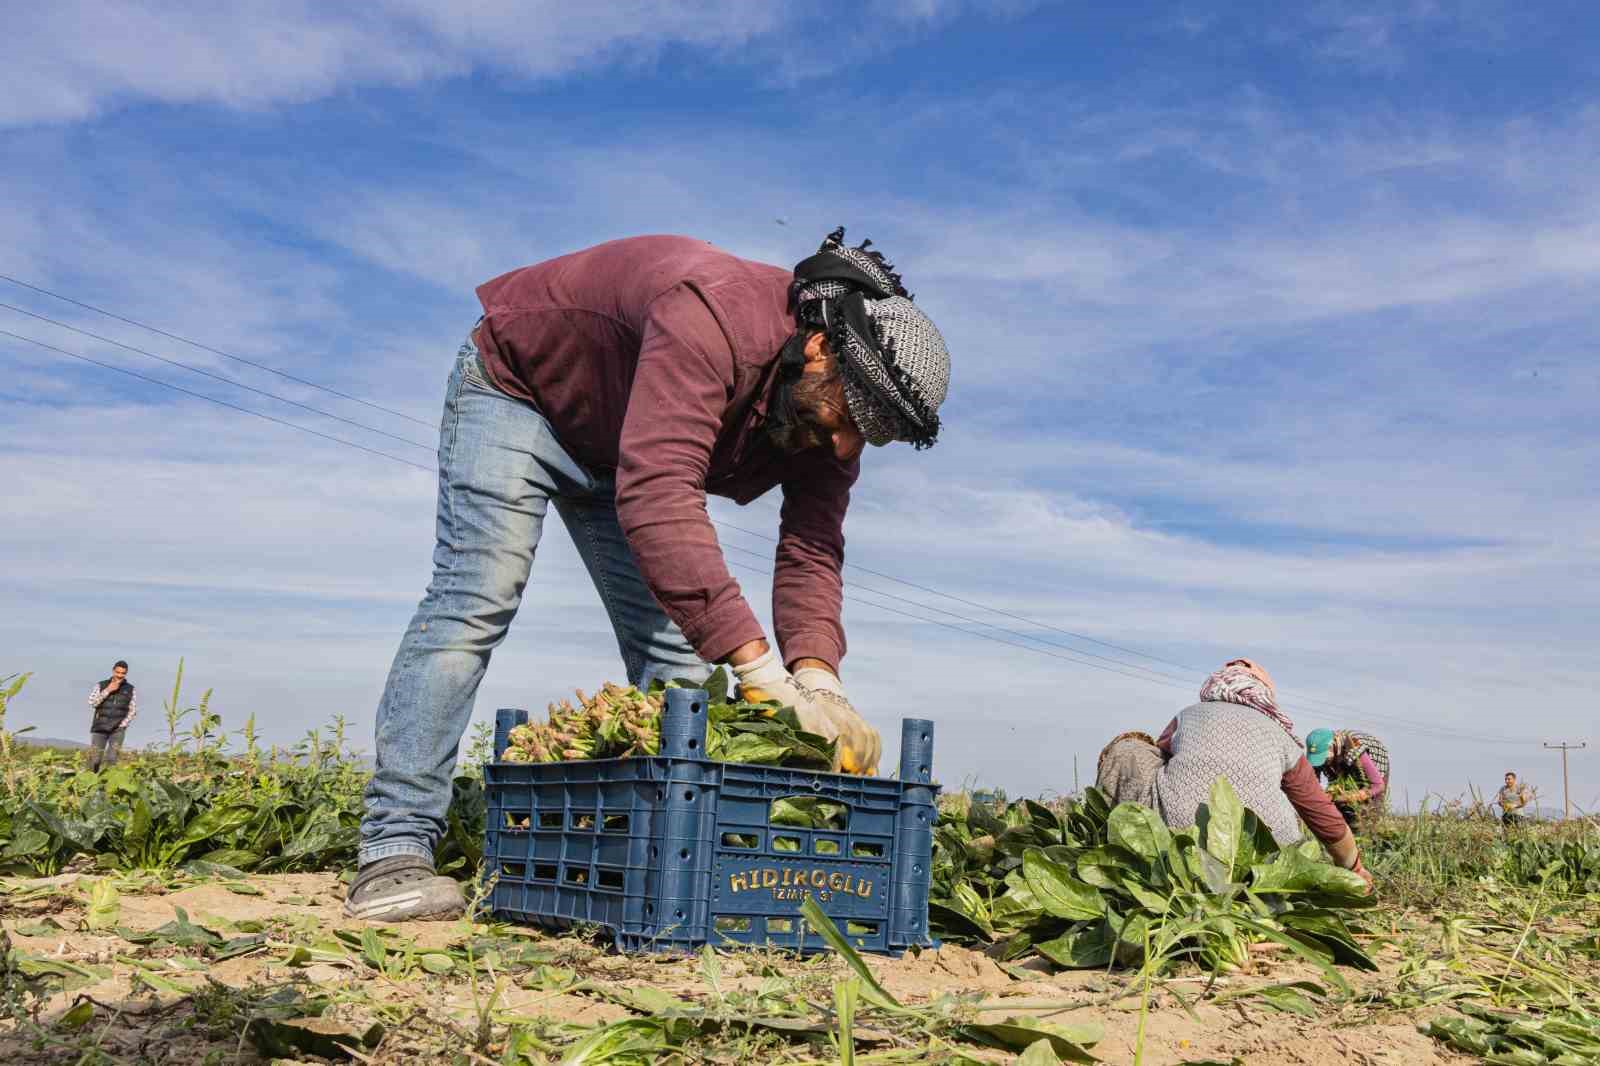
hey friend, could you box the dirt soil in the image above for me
[1,872,1474,1065]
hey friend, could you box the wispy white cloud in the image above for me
[0,1,792,127]
[3,6,1596,802]
[0,0,1031,128]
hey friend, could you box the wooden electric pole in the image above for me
[1544,741,1587,820]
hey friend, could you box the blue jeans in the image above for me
[359,340,710,866]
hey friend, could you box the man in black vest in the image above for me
[87,660,137,771]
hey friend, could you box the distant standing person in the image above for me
[1496,771,1534,827]
[1305,728,1389,829]
[86,660,137,771]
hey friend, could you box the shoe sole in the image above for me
[342,890,464,922]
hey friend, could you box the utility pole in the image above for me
[1544,741,1587,821]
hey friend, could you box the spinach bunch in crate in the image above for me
[930,778,1376,981]
[500,672,835,770]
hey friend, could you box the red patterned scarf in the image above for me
[1199,662,1296,737]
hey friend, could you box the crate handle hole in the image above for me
[603,813,630,832]
[564,867,590,886]
[814,839,841,856]
[538,812,563,829]
[768,796,849,831]
[766,918,794,934]
[851,842,884,858]
[845,921,879,937]
[721,832,759,849]
[533,864,558,881]
[501,862,527,878]
[597,869,625,891]
[772,835,802,852]
[569,812,596,831]
[504,812,531,829]
[714,916,752,934]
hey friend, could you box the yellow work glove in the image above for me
[794,667,882,776]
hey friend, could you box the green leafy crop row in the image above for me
[929,779,1375,986]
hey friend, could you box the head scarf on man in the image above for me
[773,227,951,449]
[1198,658,1296,737]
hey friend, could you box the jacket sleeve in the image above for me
[121,689,138,729]
[1156,716,1179,757]
[1281,756,1350,849]
[1357,752,1385,799]
[88,684,105,708]
[772,451,858,672]
[614,285,765,664]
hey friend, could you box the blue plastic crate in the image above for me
[484,688,938,956]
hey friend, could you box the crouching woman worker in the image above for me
[1095,659,1373,891]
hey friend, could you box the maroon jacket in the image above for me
[474,236,857,670]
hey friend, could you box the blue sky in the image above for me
[2,1,1596,810]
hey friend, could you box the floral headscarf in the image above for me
[1198,658,1295,737]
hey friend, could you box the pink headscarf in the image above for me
[1199,658,1295,737]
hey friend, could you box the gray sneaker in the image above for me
[343,856,466,921]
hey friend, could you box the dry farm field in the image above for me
[2,675,1598,1065]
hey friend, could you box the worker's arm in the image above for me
[1357,752,1386,800]
[1281,757,1370,888]
[771,450,858,675]
[1156,716,1179,757]
[614,285,763,664]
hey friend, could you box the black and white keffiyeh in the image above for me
[781,227,950,449]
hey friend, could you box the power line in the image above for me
[7,274,1503,736]
[723,558,1198,695]
[1,302,435,452]
[1,294,1545,747]
[0,273,434,428]
[3,317,1193,700]
[722,507,1358,714]
[724,556,1534,747]
[712,513,1537,742]
[1,329,434,473]
[719,541,1202,689]
[724,507,1208,673]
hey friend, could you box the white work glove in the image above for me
[794,666,882,777]
[732,652,881,776]
[732,648,808,712]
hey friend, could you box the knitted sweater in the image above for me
[1156,701,1345,847]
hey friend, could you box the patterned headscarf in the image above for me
[1199,659,1296,737]
[1329,730,1390,785]
[782,228,950,449]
